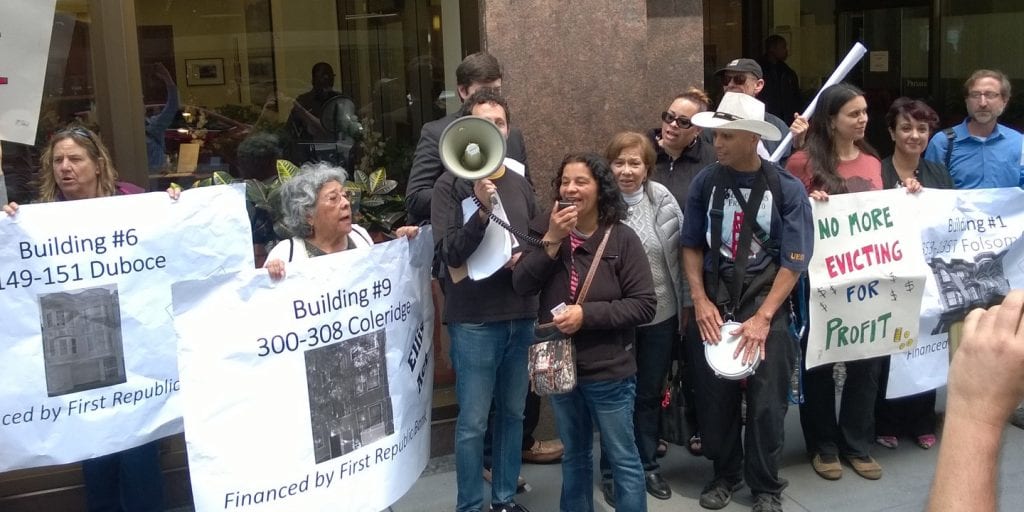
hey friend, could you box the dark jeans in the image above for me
[681,308,701,435]
[693,301,795,495]
[81,441,164,512]
[874,357,937,437]
[798,351,883,458]
[599,316,677,478]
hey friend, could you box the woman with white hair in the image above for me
[265,163,417,279]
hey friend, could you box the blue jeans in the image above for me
[600,316,677,477]
[449,319,533,512]
[551,377,646,512]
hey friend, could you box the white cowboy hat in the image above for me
[691,92,782,141]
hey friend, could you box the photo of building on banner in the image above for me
[0,185,253,472]
[805,188,930,369]
[171,230,434,512]
[887,187,1024,398]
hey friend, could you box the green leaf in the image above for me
[276,159,299,182]
[373,179,397,195]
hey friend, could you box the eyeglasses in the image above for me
[720,73,749,87]
[967,91,1002,101]
[661,111,693,129]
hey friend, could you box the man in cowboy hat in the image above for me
[706,58,809,163]
[681,92,814,512]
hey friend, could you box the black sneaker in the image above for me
[752,493,784,512]
[699,478,743,510]
[490,502,530,512]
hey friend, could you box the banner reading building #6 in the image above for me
[171,229,434,512]
[0,185,253,472]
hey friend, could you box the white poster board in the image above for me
[887,187,1024,397]
[805,189,929,368]
[171,229,435,512]
[0,185,253,471]
[0,0,57,145]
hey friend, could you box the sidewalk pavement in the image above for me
[392,398,1024,511]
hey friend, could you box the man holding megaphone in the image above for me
[406,52,529,226]
[432,89,539,512]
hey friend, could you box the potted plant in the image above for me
[345,117,406,241]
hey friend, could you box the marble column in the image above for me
[481,0,705,201]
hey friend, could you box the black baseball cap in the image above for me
[715,58,763,79]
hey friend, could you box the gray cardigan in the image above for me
[642,180,690,309]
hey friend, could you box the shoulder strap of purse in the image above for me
[575,225,613,304]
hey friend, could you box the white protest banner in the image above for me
[805,189,930,368]
[0,0,57,145]
[0,184,253,472]
[887,187,1024,398]
[172,229,434,512]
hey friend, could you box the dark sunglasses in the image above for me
[720,73,749,87]
[58,126,98,145]
[661,111,693,129]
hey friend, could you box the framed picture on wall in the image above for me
[185,58,225,86]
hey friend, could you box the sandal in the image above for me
[875,435,898,449]
[916,434,936,449]
[688,433,703,456]
[656,438,669,458]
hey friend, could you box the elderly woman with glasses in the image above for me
[3,124,179,511]
[264,163,417,279]
[594,132,686,504]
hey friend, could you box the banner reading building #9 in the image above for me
[0,184,253,472]
[171,229,434,512]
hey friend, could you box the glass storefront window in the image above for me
[132,0,463,194]
[2,0,95,205]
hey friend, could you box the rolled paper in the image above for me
[769,42,869,162]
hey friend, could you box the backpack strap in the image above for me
[943,127,956,170]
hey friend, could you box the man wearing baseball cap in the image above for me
[705,58,808,164]
[681,92,813,512]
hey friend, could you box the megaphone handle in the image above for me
[472,196,557,249]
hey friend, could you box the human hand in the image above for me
[395,225,419,239]
[265,258,287,281]
[3,202,18,216]
[809,190,829,201]
[694,296,724,343]
[903,177,922,193]
[732,312,770,365]
[553,304,584,335]
[545,200,577,242]
[473,179,496,210]
[790,113,809,148]
[947,290,1024,428]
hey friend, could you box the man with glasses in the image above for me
[924,69,1024,430]
[705,59,808,165]
[924,69,1024,189]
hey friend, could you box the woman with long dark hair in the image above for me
[513,152,656,512]
[785,83,888,482]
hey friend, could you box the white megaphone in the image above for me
[438,115,508,183]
